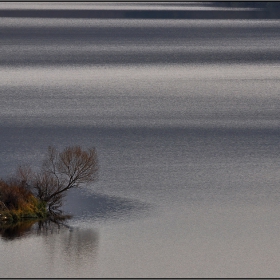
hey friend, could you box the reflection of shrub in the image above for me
[0,219,38,240]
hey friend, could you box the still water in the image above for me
[1,7,280,278]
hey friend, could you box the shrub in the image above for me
[0,180,48,222]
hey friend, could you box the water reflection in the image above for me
[0,219,38,240]
[0,189,150,241]
[0,218,99,277]
[0,217,74,241]
[0,189,151,277]
[42,222,99,272]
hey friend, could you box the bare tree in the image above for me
[17,146,98,214]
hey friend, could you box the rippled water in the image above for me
[1,5,280,277]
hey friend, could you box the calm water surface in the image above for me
[1,11,280,277]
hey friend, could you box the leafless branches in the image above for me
[16,145,98,214]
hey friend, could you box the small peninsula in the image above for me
[0,146,98,224]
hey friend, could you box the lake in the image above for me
[1,3,280,278]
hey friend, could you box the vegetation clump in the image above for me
[0,179,47,222]
[0,146,98,224]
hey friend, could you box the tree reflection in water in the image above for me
[0,216,73,240]
[0,219,38,240]
[0,217,99,274]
